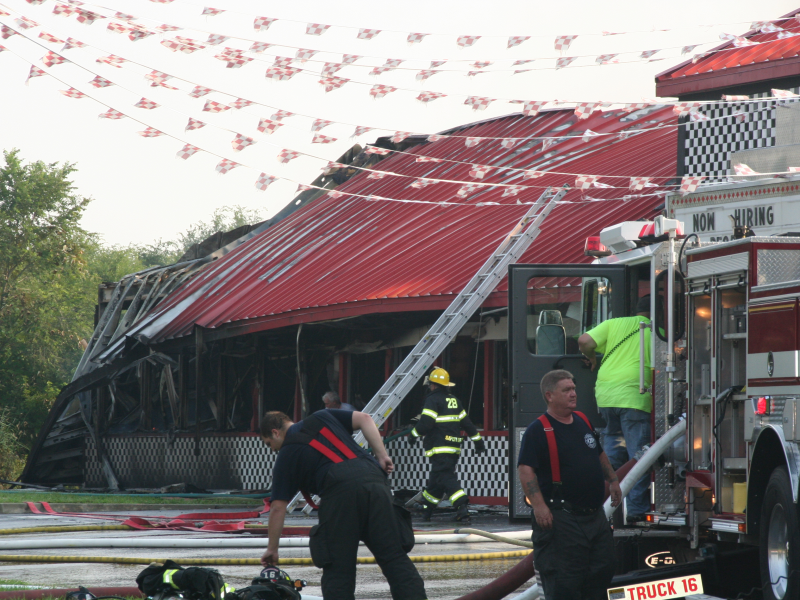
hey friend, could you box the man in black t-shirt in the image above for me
[517,370,622,600]
[260,409,426,600]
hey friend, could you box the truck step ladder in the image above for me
[288,186,566,513]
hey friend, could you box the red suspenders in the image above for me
[285,418,360,510]
[308,427,358,463]
[536,411,594,485]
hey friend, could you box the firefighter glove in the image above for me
[475,440,486,454]
[408,433,419,446]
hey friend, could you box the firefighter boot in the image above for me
[404,491,425,510]
[454,502,470,524]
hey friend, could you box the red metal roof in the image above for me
[127,106,678,345]
[656,10,800,97]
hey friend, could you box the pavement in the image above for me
[0,504,534,600]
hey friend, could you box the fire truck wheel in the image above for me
[760,466,800,600]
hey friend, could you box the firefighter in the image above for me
[518,369,621,600]
[260,409,427,600]
[407,367,486,523]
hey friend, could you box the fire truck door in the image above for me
[508,264,627,519]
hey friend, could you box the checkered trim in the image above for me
[385,435,508,498]
[86,435,276,489]
[683,91,789,182]
[87,434,509,498]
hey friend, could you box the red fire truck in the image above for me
[509,179,800,600]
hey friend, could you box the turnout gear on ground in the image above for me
[230,566,304,600]
[136,560,230,600]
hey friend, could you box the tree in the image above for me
[177,205,263,252]
[0,150,94,448]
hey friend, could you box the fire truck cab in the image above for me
[509,186,800,600]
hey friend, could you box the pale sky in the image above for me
[0,0,795,246]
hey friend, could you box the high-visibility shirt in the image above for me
[586,315,652,413]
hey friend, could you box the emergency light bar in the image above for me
[584,236,611,257]
[598,222,650,254]
[640,219,685,243]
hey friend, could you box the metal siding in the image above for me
[128,108,678,343]
[656,13,800,96]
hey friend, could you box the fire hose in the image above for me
[0,529,533,551]
[603,419,687,520]
[0,550,530,566]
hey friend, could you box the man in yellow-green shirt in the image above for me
[578,295,652,523]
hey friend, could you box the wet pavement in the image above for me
[0,505,535,600]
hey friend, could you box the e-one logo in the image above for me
[645,551,675,568]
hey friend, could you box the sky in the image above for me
[0,0,797,246]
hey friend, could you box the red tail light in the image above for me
[757,397,768,415]
[584,236,611,257]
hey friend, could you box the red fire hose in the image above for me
[0,588,143,600]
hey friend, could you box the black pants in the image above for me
[423,453,467,507]
[309,459,427,600]
[531,509,615,600]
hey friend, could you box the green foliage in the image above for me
[137,238,182,267]
[178,205,263,252]
[0,409,26,483]
[0,150,95,450]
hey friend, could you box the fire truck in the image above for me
[508,178,800,600]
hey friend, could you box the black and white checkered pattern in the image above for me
[683,90,798,182]
[87,434,509,499]
[386,436,508,498]
[86,435,276,489]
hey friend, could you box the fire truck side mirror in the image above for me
[654,270,686,343]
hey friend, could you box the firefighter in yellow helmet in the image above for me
[406,367,486,522]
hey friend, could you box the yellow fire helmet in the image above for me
[427,367,456,387]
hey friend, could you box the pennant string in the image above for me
[0,6,796,207]
[27,0,795,46]
[0,9,791,150]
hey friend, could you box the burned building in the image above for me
[23,106,678,504]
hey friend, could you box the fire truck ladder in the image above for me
[287,186,566,513]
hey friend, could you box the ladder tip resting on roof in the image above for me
[288,186,566,513]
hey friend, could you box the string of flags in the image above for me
[0,38,688,201]
[4,0,799,80]
[11,38,800,203]
[2,11,795,154]
[33,0,798,53]
[3,3,800,203]
[4,22,799,195]
[9,41,800,205]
